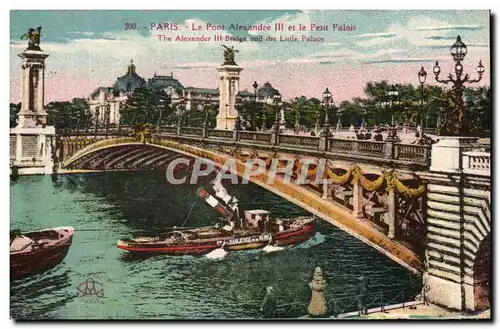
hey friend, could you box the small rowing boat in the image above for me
[10,227,74,280]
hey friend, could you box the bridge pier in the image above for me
[418,137,491,312]
[10,46,56,175]
[10,126,56,175]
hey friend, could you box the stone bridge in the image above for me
[10,126,491,313]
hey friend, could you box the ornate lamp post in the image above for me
[252,81,259,131]
[433,35,485,135]
[387,88,399,125]
[105,104,111,135]
[360,108,367,131]
[321,87,332,136]
[418,66,427,133]
[94,106,100,137]
[235,104,242,131]
[273,92,282,133]
[157,98,165,133]
[203,94,211,129]
[177,98,186,132]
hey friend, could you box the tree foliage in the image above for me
[45,98,92,129]
[120,87,173,126]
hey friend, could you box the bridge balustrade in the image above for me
[238,131,272,143]
[207,129,233,139]
[328,138,386,157]
[57,126,433,166]
[462,151,490,176]
[394,144,431,164]
[180,127,203,137]
[159,126,178,134]
[356,140,385,155]
[279,135,320,147]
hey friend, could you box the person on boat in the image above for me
[264,216,272,233]
[222,219,235,232]
[254,214,263,231]
[267,236,277,247]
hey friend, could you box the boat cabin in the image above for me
[244,210,271,230]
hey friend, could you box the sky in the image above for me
[9,10,490,103]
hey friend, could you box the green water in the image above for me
[10,171,420,319]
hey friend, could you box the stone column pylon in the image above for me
[216,65,243,130]
[17,49,49,128]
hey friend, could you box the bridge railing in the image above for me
[264,287,420,319]
[279,135,320,148]
[394,144,431,163]
[328,138,386,157]
[207,129,233,139]
[238,131,272,144]
[180,127,203,137]
[57,126,433,167]
[159,126,178,134]
[462,151,490,176]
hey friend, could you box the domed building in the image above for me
[113,60,146,93]
[87,60,146,125]
[87,60,280,125]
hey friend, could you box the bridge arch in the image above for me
[62,136,424,274]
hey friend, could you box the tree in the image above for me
[236,100,266,130]
[463,86,492,136]
[121,87,172,126]
[180,103,218,128]
[45,98,92,129]
[10,103,21,127]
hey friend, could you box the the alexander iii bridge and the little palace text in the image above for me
[10,122,491,314]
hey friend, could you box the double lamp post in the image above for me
[431,35,485,136]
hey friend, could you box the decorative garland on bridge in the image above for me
[235,152,426,197]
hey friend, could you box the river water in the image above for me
[10,171,420,319]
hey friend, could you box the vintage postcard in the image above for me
[9,10,491,320]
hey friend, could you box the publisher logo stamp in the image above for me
[76,278,104,298]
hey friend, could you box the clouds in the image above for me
[409,24,483,31]
[356,32,397,38]
[10,10,490,103]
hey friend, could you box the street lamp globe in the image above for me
[418,66,427,84]
[273,92,282,103]
[322,87,332,102]
[388,88,399,97]
[433,61,441,77]
[455,63,463,75]
[477,60,485,75]
[450,35,467,62]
